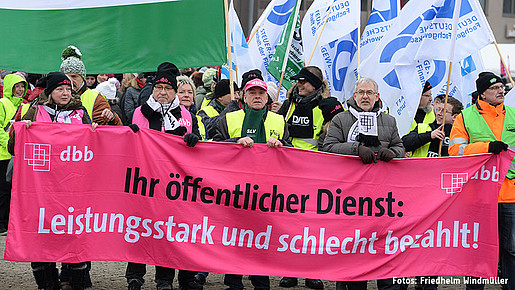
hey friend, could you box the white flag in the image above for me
[301,0,360,101]
[343,0,400,102]
[225,0,257,84]
[359,0,493,135]
[248,0,298,83]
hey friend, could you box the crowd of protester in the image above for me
[0,45,513,290]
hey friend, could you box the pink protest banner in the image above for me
[5,122,514,280]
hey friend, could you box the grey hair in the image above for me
[354,77,378,93]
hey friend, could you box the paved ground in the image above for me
[0,235,505,289]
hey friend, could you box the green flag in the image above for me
[0,0,226,73]
[267,0,303,91]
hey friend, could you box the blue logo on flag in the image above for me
[367,0,398,25]
[427,60,447,87]
[436,0,472,18]
[267,0,296,26]
[460,55,476,76]
[324,29,358,92]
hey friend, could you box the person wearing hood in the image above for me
[196,68,216,110]
[2,73,28,109]
[323,77,404,290]
[278,66,331,152]
[59,45,122,126]
[127,62,202,290]
[0,76,17,236]
[8,72,93,290]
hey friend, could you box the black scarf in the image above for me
[287,86,322,138]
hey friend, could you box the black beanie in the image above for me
[240,69,263,90]
[214,79,238,98]
[154,62,179,91]
[476,72,503,95]
[291,67,323,90]
[45,72,72,95]
[423,81,432,93]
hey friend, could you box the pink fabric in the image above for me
[132,105,192,134]
[5,122,514,280]
[36,105,84,124]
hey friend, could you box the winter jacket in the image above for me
[323,98,405,157]
[2,74,28,109]
[123,78,144,124]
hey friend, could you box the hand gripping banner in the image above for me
[5,122,514,280]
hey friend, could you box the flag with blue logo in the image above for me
[301,0,360,101]
[343,0,400,102]
[248,0,298,83]
[358,0,493,135]
[267,0,303,92]
[425,53,484,109]
[225,0,257,85]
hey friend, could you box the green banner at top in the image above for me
[0,0,226,74]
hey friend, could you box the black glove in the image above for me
[358,145,377,164]
[170,126,187,136]
[184,133,200,147]
[488,141,508,154]
[357,133,381,147]
[128,124,139,133]
[378,147,396,162]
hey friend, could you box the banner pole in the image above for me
[306,2,336,66]
[224,0,235,100]
[494,40,515,87]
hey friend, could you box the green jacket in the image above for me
[2,74,27,109]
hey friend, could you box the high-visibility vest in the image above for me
[199,105,220,118]
[409,123,433,157]
[196,115,206,140]
[0,98,15,159]
[80,89,101,120]
[226,109,285,141]
[286,103,323,151]
[462,105,515,179]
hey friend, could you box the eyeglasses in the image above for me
[434,107,452,114]
[487,85,505,91]
[154,85,174,92]
[355,90,377,97]
[422,94,432,98]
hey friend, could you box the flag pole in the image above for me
[306,2,336,65]
[224,0,235,100]
[247,1,273,43]
[494,40,515,87]
[438,0,461,156]
[276,0,301,101]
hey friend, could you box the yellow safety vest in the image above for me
[80,89,100,120]
[286,103,323,151]
[0,98,16,159]
[196,115,207,140]
[199,105,220,118]
[226,109,284,141]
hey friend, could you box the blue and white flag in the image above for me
[359,0,493,135]
[344,0,400,102]
[248,0,297,83]
[226,0,257,85]
[425,52,483,109]
[301,0,360,101]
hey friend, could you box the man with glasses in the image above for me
[402,81,435,157]
[449,72,515,290]
[323,77,404,290]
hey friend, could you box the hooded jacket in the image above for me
[2,74,28,109]
[323,97,405,158]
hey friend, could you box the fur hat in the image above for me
[476,72,503,95]
[60,46,86,80]
[95,78,118,100]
